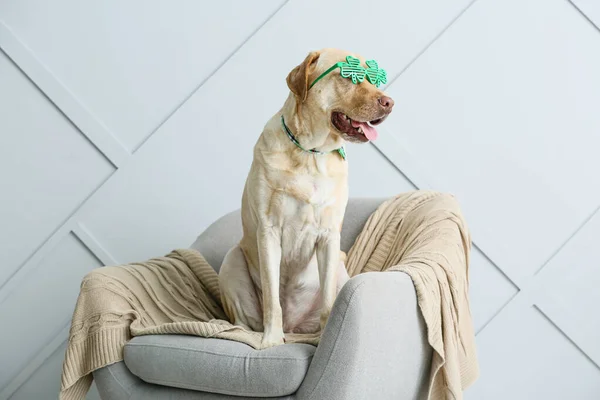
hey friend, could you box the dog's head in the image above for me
[287,48,394,143]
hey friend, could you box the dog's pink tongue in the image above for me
[351,120,378,141]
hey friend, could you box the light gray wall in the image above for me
[1,0,600,399]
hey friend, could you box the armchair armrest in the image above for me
[296,272,432,400]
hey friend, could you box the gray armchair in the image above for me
[93,198,432,400]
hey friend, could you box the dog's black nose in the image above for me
[378,96,395,111]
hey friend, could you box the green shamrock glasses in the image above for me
[309,55,388,89]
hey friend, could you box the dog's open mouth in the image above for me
[331,112,385,142]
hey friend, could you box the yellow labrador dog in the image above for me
[219,48,394,348]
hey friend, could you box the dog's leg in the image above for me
[219,245,263,331]
[258,227,284,348]
[316,232,341,330]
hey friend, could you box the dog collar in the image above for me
[281,116,346,160]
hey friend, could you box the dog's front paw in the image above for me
[260,329,285,349]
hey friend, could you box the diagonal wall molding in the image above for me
[367,0,600,374]
[0,172,114,306]
[0,233,105,400]
[375,72,600,373]
[372,119,521,289]
[129,0,291,154]
[0,21,130,169]
[570,0,600,32]
[0,2,292,397]
[71,223,119,267]
[0,0,290,311]
[0,323,70,400]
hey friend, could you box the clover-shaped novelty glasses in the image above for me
[309,55,388,89]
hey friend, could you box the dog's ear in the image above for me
[286,51,321,102]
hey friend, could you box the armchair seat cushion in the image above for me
[124,335,316,397]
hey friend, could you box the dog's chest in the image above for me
[261,153,347,234]
[289,173,336,207]
[276,156,344,206]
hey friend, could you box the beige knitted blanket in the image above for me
[60,191,478,399]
